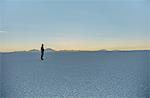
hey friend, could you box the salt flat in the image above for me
[1,51,149,98]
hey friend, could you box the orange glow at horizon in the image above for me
[1,41,149,52]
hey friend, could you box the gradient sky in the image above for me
[0,0,150,51]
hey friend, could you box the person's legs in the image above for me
[41,52,44,60]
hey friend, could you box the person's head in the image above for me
[42,44,44,47]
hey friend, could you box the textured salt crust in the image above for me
[1,51,149,98]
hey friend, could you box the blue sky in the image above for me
[0,0,149,51]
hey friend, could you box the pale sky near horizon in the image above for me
[0,0,150,51]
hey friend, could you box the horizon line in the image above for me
[0,49,150,53]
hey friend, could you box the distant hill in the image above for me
[28,49,39,52]
[28,48,55,52]
[45,48,55,52]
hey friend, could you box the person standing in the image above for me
[41,44,44,60]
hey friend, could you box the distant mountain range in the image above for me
[3,49,149,53]
[28,48,111,52]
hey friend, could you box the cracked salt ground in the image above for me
[1,51,149,98]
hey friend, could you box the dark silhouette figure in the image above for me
[41,44,44,60]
